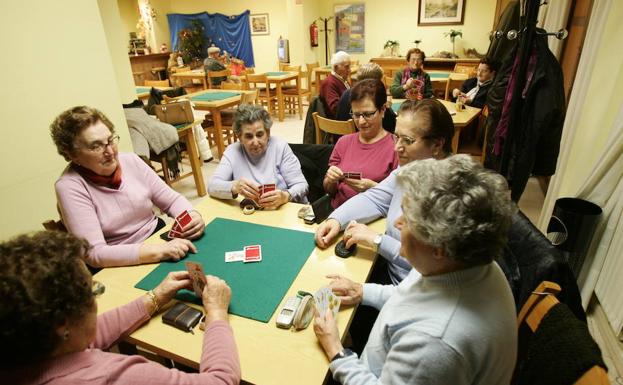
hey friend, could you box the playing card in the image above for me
[261,184,276,194]
[314,287,341,319]
[176,210,193,230]
[168,229,182,239]
[185,261,207,297]
[225,250,245,262]
[243,245,262,263]
[344,172,362,180]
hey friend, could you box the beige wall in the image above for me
[0,0,132,240]
[118,0,140,45]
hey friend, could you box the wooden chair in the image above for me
[513,281,610,385]
[444,72,469,100]
[457,105,488,164]
[132,71,145,86]
[282,65,310,119]
[246,73,277,116]
[453,63,478,78]
[306,62,320,96]
[207,69,231,89]
[144,79,170,87]
[221,81,244,90]
[312,112,355,144]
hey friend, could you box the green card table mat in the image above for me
[136,217,316,322]
[429,72,450,79]
[190,92,240,102]
[136,87,151,94]
[265,71,288,76]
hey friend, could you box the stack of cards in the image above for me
[169,210,192,238]
[185,261,207,297]
[259,183,276,195]
[314,287,340,319]
[343,172,362,180]
[225,245,263,263]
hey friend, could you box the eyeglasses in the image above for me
[82,135,120,153]
[395,134,429,146]
[92,280,106,297]
[350,110,378,120]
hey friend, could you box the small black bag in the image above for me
[162,302,203,332]
[311,194,333,224]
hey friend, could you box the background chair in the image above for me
[457,105,489,163]
[444,72,469,100]
[306,62,320,96]
[282,64,310,119]
[207,68,231,89]
[246,73,277,116]
[513,281,609,385]
[453,63,478,77]
[144,79,170,88]
[312,112,355,144]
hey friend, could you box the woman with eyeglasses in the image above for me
[50,106,204,268]
[324,79,399,209]
[389,48,433,100]
[0,231,240,385]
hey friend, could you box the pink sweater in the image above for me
[6,298,241,385]
[55,153,193,267]
[329,133,398,208]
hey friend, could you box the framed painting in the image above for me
[418,0,465,26]
[250,13,270,35]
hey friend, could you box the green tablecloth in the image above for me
[429,73,450,79]
[391,101,403,112]
[266,71,288,76]
[191,92,240,102]
[135,217,316,323]
[136,87,151,94]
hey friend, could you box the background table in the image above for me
[135,85,172,100]
[170,69,207,89]
[94,197,384,385]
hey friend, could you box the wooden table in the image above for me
[135,86,172,101]
[94,197,384,385]
[392,99,481,153]
[170,69,207,89]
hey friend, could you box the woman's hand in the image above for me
[313,308,344,360]
[139,238,197,264]
[232,178,260,201]
[344,177,377,193]
[202,275,231,324]
[326,274,363,306]
[180,210,204,240]
[152,271,192,308]
[315,219,341,249]
[325,166,344,185]
[404,77,415,90]
[343,222,377,249]
[258,189,290,209]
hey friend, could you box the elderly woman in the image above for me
[318,99,453,284]
[51,106,203,268]
[0,231,240,384]
[324,79,399,209]
[320,50,352,119]
[335,63,397,133]
[209,104,308,207]
[390,48,433,100]
[314,155,518,385]
[452,57,498,109]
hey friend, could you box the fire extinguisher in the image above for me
[310,22,319,47]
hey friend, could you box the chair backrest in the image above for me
[144,79,170,87]
[221,81,244,90]
[207,69,231,88]
[243,67,255,75]
[312,112,355,144]
[453,63,478,77]
[240,89,259,105]
[175,66,191,73]
[444,72,469,100]
[513,281,609,385]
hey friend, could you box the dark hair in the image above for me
[406,48,426,62]
[479,57,499,73]
[0,231,92,368]
[350,79,387,110]
[50,106,115,162]
[397,99,454,154]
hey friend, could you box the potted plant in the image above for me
[443,29,463,58]
[413,39,422,49]
[384,40,400,57]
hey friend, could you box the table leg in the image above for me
[451,126,461,154]
[276,81,285,122]
[211,107,225,158]
[182,126,207,197]
[315,73,321,95]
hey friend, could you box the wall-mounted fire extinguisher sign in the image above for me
[310,22,319,47]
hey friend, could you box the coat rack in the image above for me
[316,16,333,65]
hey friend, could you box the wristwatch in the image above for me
[331,348,355,362]
[372,234,383,253]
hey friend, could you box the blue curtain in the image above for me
[167,10,255,67]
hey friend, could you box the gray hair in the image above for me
[397,154,515,266]
[330,51,350,68]
[232,104,273,136]
[356,63,383,81]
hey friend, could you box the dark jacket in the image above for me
[335,89,397,133]
[303,96,326,144]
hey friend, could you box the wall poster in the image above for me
[335,4,365,53]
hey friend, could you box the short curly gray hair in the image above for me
[232,104,273,137]
[397,154,515,265]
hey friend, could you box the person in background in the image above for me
[452,57,498,109]
[51,106,203,268]
[320,51,352,119]
[324,79,398,209]
[0,230,240,385]
[209,104,308,208]
[314,155,518,385]
[204,45,227,87]
[390,48,433,100]
[336,62,397,133]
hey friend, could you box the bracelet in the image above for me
[147,290,160,316]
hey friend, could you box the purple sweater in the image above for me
[55,153,193,267]
[6,298,241,385]
[329,133,399,208]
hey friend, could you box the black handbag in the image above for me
[162,302,203,332]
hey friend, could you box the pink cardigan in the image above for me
[55,153,193,267]
[6,298,241,385]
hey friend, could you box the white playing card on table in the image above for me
[225,250,244,262]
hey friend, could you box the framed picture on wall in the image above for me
[250,13,270,35]
[418,0,465,26]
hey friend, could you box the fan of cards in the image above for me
[343,172,361,180]
[166,210,193,239]
[224,245,262,263]
[185,261,207,297]
[314,287,340,319]
[259,183,276,195]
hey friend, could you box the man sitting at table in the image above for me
[320,51,351,119]
[204,45,227,87]
[451,57,498,109]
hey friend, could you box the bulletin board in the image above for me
[335,4,365,53]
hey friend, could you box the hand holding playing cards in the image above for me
[202,275,231,324]
[258,189,290,209]
[232,177,260,201]
[343,177,377,193]
[326,274,363,306]
[179,211,205,240]
[140,238,197,264]
[313,308,343,360]
[325,165,344,185]
[148,271,193,314]
[343,222,377,249]
[315,218,341,249]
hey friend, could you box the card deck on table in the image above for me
[314,287,340,319]
[344,172,362,180]
[243,245,262,263]
[185,261,207,297]
[225,250,245,263]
